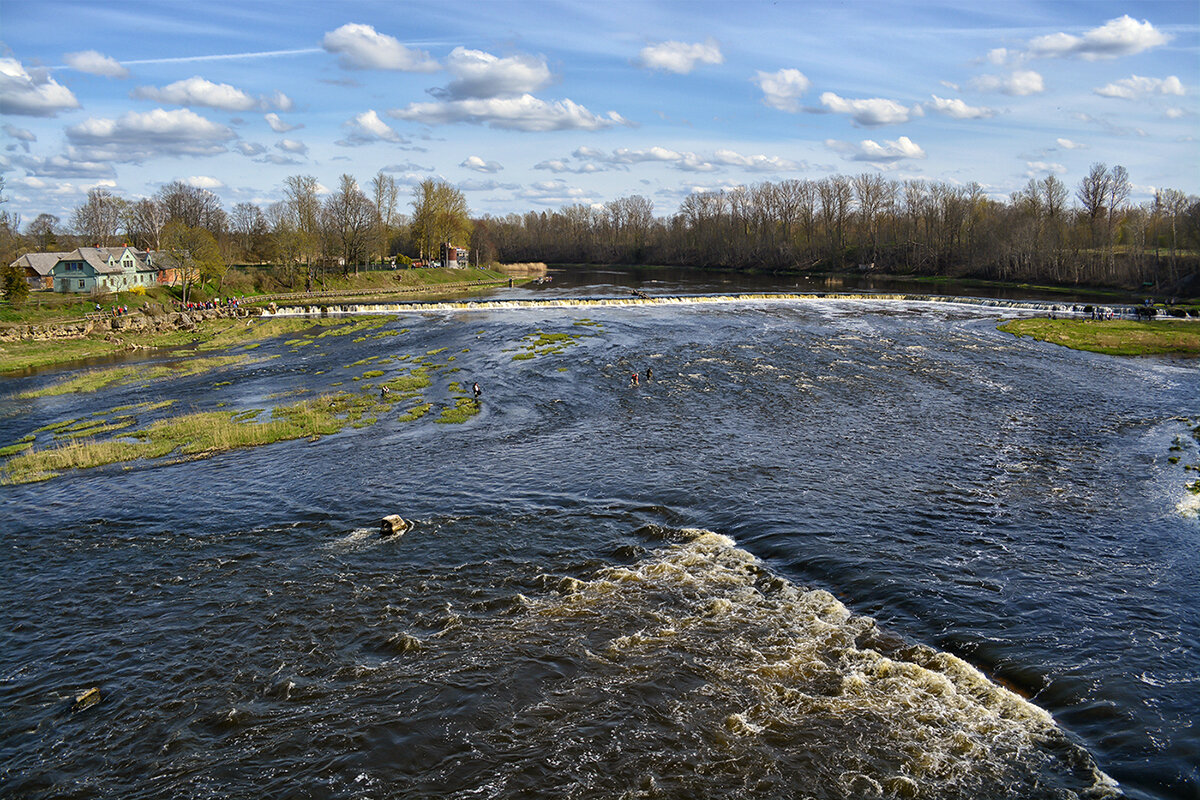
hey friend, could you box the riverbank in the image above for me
[0,268,514,374]
[999,317,1200,356]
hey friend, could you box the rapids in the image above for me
[1,278,1196,799]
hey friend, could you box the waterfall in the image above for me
[258,292,1135,319]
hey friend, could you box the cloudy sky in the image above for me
[1,0,1196,224]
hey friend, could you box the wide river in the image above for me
[2,270,1197,799]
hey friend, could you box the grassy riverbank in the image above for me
[999,318,1200,356]
[0,267,512,374]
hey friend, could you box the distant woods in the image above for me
[1,165,1197,293]
[480,167,1198,290]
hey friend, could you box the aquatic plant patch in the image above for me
[436,397,481,424]
[1,390,383,485]
[20,355,250,399]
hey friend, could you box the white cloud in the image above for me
[336,109,404,146]
[518,179,597,205]
[710,149,802,172]
[826,135,926,163]
[132,76,292,112]
[380,160,433,173]
[12,153,116,179]
[2,123,36,152]
[256,153,302,166]
[321,23,439,71]
[1055,138,1085,150]
[1027,15,1170,61]
[461,155,503,173]
[533,159,605,174]
[276,138,308,155]
[549,145,800,174]
[926,95,994,119]
[65,108,235,162]
[985,48,1010,66]
[638,39,723,74]
[753,69,811,112]
[0,57,80,116]
[64,50,129,79]
[184,175,224,189]
[265,112,302,133]
[819,92,918,126]
[1094,75,1185,100]
[1165,107,1185,120]
[1025,161,1067,176]
[437,48,552,99]
[236,141,267,157]
[969,70,1045,96]
[458,178,519,192]
[390,94,627,132]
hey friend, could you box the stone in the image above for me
[72,687,101,712]
[380,515,410,537]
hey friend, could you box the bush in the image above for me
[130,285,146,296]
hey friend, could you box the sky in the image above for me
[0,0,1197,226]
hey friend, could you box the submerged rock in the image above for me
[72,687,101,712]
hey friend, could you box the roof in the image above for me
[71,247,124,274]
[10,251,72,276]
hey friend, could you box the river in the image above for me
[1,270,1196,799]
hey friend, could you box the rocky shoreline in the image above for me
[0,304,260,344]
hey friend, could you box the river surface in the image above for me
[1,273,1197,799]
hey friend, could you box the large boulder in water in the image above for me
[380,515,410,537]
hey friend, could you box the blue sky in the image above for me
[1,0,1196,224]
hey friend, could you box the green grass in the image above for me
[0,389,391,484]
[436,397,481,424]
[399,402,432,422]
[19,355,249,398]
[999,318,1200,356]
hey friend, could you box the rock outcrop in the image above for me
[0,304,260,343]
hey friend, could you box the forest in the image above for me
[3,163,1198,296]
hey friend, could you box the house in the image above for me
[50,246,160,293]
[8,251,66,290]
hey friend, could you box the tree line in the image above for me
[478,166,1198,291]
[2,164,1198,296]
[0,174,474,295]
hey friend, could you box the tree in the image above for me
[230,202,271,263]
[72,188,125,246]
[1,260,30,307]
[123,198,167,251]
[325,174,376,274]
[371,172,399,263]
[161,220,225,302]
[156,181,226,234]
[411,179,471,262]
[283,174,322,271]
[25,214,60,251]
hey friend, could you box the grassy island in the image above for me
[999,318,1200,356]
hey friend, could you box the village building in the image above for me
[8,251,65,290]
[39,246,175,293]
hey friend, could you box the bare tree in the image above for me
[72,188,125,246]
[371,173,399,264]
[325,174,376,274]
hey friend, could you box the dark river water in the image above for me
[1,273,1197,800]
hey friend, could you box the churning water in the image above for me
[1,288,1196,799]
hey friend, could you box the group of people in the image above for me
[96,303,131,316]
[180,297,240,311]
[630,367,653,387]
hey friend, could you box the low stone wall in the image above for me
[0,304,260,343]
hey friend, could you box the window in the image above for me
[78,279,85,289]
